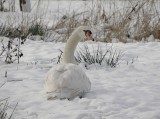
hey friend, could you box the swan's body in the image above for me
[45,64,90,100]
[45,26,92,100]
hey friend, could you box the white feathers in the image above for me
[45,26,91,100]
[45,64,91,100]
[63,26,90,64]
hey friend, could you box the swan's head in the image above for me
[76,26,94,41]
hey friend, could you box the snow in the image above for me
[1,39,160,119]
[0,0,160,118]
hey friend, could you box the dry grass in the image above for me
[0,83,17,119]
[0,0,160,42]
[50,0,160,42]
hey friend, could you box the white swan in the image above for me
[45,26,93,100]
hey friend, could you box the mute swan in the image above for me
[45,26,93,100]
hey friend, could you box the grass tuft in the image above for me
[75,44,123,67]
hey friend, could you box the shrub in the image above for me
[28,21,47,36]
[0,24,28,39]
[0,37,25,64]
[75,44,123,67]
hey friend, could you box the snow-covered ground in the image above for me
[0,0,160,119]
[0,39,160,119]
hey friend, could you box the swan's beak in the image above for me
[83,30,94,41]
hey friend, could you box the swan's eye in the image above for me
[83,30,92,35]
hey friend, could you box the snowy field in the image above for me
[1,40,160,119]
[1,0,160,119]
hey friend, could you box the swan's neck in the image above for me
[63,32,81,64]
